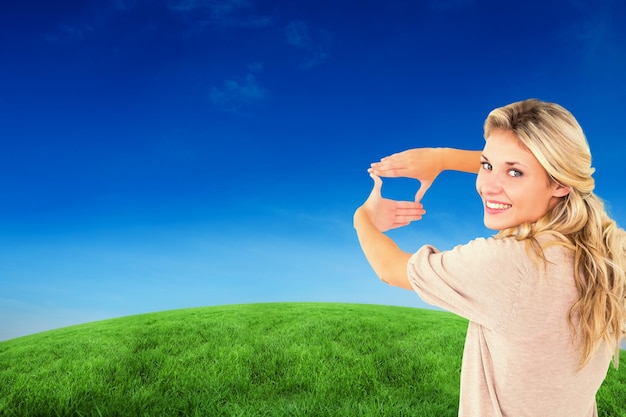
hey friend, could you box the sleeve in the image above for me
[407,237,530,330]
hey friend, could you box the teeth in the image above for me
[486,201,512,210]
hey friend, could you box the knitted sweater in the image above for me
[407,237,612,417]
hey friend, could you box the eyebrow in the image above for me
[480,154,527,168]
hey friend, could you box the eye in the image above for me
[508,169,523,177]
[481,162,492,171]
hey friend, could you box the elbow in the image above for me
[376,258,413,291]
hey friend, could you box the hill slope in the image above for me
[0,303,624,416]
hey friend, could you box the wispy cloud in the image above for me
[285,20,310,48]
[44,23,94,44]
[114,0,254,19]
[167,0,247,14]
[285,20,332,70]
[167,0,272,29]
[209,72,268,112]
[43,0,272,48]
[114,0,137,11]
[428,0,474,12]
[567,2,626,78]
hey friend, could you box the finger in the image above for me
[394,201,425,209]
[395,215,423,224]
[396,206,426,215]
[414,180,433,202]
[370,158,409,176]
[376,157,400,165]
[380,151,405,161]
[391,221,411,229]
[391,215,424,228]
[370,167,403,178]
[397,211,427,219]
[388,200,426,214]
[395,209,426,220]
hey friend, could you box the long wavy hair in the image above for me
[484,98,626,368]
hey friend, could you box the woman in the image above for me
[354,99,625,416]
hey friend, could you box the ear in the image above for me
[552,183,571,198]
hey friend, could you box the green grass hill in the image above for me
[1,303,624,417]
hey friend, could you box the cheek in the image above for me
[475,173,484,195]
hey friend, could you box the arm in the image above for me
[354,208,414,290]
[440,148,482,173]
[369,148,482,201]
[353,174,425,290]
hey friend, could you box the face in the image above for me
[476,129,569,231]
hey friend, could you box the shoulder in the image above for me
[448,236,529,263]
[413,236,527,258]
[458,235,575,276]
[411,236,532,278]
[408,236,534,327]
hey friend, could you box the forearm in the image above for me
[353,207,413,290]
[439,148,482,174]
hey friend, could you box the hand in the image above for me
[369,148,444,202]
[359,173,426,232]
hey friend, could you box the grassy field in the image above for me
[0,302,624,416]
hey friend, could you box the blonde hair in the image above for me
[484,98,626,368]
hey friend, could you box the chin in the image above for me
[483,216,513,231]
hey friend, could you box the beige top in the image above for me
[407,237,612,417]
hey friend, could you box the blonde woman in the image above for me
[354,99,625,416]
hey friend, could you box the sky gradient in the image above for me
[1,0,625,341]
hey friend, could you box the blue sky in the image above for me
[1,0,625,341]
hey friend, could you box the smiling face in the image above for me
[476,129,570,231]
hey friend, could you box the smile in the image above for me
[486,201,512,210]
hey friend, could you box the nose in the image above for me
[476,171,504,196]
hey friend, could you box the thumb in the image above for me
[368,172,383,196]
[414,180,432,202]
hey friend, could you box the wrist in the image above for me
[353,206,368,229]
[354,205,377,232]
[437,147,454,172]
[438,148,481,174]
